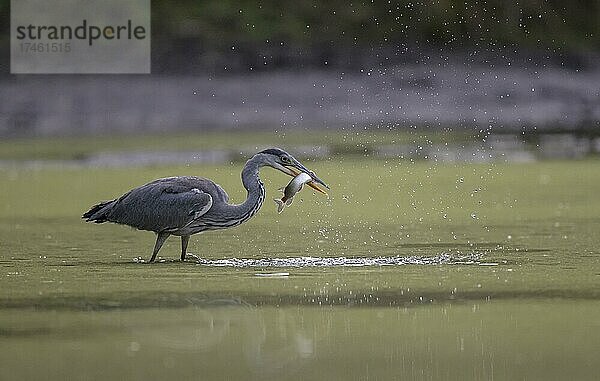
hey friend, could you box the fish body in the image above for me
[274,172,312,213]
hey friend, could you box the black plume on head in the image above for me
[259,148,288,157]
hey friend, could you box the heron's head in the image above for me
[257,148,329,195]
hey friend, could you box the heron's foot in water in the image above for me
[183,252,201,261]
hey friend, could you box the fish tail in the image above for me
[273,198,285,214]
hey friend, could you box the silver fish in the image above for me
[273,172,312,214]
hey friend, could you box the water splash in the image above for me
[187,253,483,268]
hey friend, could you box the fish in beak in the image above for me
[286,159,329,196]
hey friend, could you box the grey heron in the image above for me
[83,148,328,262]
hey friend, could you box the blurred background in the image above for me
[0,0,599,161]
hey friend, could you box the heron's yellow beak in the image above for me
[289,167,328,196]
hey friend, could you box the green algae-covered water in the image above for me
[1,159,600,380]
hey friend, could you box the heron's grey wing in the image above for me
[155,186,214,232]
[166,176,229,203]
[107,182,213,233]
[214,183,229,203]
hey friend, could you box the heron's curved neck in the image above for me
[241,155,266,205]
[222,155,266,225]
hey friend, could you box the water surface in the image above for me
[1,160,599,380]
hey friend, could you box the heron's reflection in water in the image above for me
[135,298,314,377]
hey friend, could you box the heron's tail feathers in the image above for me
[83,200,116,223]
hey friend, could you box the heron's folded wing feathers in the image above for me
[107,182,213,232]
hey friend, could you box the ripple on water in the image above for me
[185,253,484,268]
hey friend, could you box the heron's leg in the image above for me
[180,236,190,261]
[149,232,170,263]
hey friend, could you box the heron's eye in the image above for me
[281,156,291,164]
